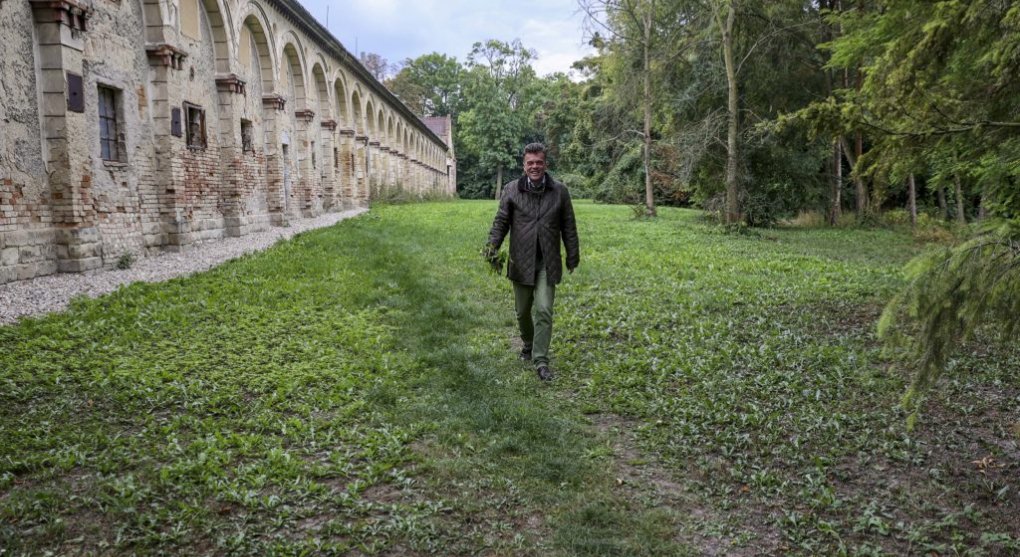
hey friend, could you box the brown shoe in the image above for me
[536,365,553,381]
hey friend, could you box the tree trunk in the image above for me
[953,174,966,225]
[641,6,656,217]
[828,7,842,226]
[718,1,740,224]
[936,181,948,220]
[853,63,867,216]
[854,130,866,216]
[907,173,917,227]
[495,166,503,199]
[829,139,842,225]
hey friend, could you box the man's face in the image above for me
[524,152,547,182]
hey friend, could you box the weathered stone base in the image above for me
[0,208,343,283]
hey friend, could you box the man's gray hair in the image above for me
[523,142,547,157]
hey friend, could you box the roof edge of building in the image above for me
[267,0,447,150]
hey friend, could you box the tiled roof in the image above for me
[422,116,450,139]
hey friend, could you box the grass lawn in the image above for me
[2,200,1017,556]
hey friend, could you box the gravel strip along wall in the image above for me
[0,208,367,325]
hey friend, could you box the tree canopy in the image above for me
[385,1,1020,418]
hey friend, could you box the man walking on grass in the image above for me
[485,142,580,381]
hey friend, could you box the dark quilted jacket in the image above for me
[487,174,580,286]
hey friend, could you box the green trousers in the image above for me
[513,266,556,368]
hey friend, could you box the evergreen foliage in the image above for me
[879,219,1020,424]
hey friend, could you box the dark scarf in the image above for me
[520,173,549,194]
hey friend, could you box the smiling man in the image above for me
[486,142,580,381]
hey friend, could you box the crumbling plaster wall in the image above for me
[0,0,453,286]
[0,0,57,283]
[81,0,154,262]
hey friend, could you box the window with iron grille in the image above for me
[98,85,125,162]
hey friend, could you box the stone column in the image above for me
[399,153,410,194]
[389,148,400,191]
[320,119,337,210]
[261,94,288,226]
[409,159,420,195]
[379,146,392,193]
[294,108,316,217]
[30,0,101,272]
[337,128,355,208]
[367,140,381,198]
[354,135,368,205]
[214,74,247,237]
[144,43,191,250]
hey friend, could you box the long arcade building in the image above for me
[0,0,456,284]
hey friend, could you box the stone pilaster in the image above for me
[409,159,420,195]
[367,140,381,198]
[261,94,288,226]
[337,128,355,207]
[30,0,100,272]
[391,150,403,190]
[144,41,193,251]
[320,119,338,209]
[294,108,316,217]
[379,146,393,193]
[354,135,368,205]
[215,73,247,237]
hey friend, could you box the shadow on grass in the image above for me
[339,208,696,556]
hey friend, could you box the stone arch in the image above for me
[351,88,363,133]
[238,4,276,93]
[310,62,331,120]
[279,40,307,110]
[197,0,234,74]
[364,99,376,136]
[332,74,349,127]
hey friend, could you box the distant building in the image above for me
[0,0,454,284]
[422,115,457,196]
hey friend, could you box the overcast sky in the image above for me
[295,0,595,78]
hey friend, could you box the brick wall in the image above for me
[0,0,455,285]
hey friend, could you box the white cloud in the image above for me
[302,0,590,74]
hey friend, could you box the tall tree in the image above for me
[811,0,1020,419]
[458,40,538,198]
[385,53,463,117]
[359,52,390,81]
[580,0,689,217]
[712,0,740,224]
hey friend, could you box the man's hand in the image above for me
[481,243,505,274]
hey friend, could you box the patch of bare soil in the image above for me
[589,413,781,556]
[824,384,1019,554]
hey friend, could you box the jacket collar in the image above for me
[518,172,554,193]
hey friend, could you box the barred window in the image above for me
[98,85,125,162]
